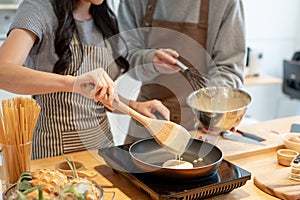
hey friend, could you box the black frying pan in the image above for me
[129,138,223,180]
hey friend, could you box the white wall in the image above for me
[296,3,300,49]
[244,0,300,77]
[107,74,141,145]
[242,0,300,121]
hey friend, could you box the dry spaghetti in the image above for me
[0,97,41,184]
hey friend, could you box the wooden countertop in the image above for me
[5,116,300,199]
[244,74,282,86]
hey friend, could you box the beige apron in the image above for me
[32,37,121,159]
[126,0,209,142]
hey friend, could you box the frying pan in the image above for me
[129,138,223,180]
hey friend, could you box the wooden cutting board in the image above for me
[254,167,300,200]
[190,129,283,159]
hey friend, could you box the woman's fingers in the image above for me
[151,100,170,121]
[103,72,116,103]
[97,79,107,99]
[93,70,117,106]
[77,68,117,106]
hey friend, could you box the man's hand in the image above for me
[129,99,170,121]
[153,48,180,74]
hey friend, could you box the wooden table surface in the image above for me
[244,74,282,86]
[5,116,300,200]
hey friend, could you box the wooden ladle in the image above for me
[81,83,191,155]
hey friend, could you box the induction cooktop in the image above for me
[97,143,251,200]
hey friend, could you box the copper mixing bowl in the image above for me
[186,87,252,132]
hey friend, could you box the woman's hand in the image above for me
[129,99,170,121]
[74,68,116,104]
[153,48,180,74]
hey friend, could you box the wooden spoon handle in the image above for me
[111,99,151,127]
[80,83,151,127]
[81,83,191,155]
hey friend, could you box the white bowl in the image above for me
[282,133,300,153]
[277,149,298,166]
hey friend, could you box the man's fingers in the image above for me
[162,48,179,58]
[151,100,170,121]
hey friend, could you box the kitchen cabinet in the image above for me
[242,74,284,122]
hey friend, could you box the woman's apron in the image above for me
[126,0,209,142]
[32,37,121,159]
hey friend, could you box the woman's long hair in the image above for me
[51,0,128,75]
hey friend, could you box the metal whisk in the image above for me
[175,59,210,90]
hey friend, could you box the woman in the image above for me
[0,0,169,159]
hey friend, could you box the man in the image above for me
[118,0,246,142]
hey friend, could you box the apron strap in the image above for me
[199,0,209,49]
[142,0,209,48]
[199,0,209,28]
[142,0,157,27]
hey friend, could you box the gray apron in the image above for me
[32,37,121,159]
[126,0,209,142]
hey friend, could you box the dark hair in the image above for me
[51,0,128,75]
